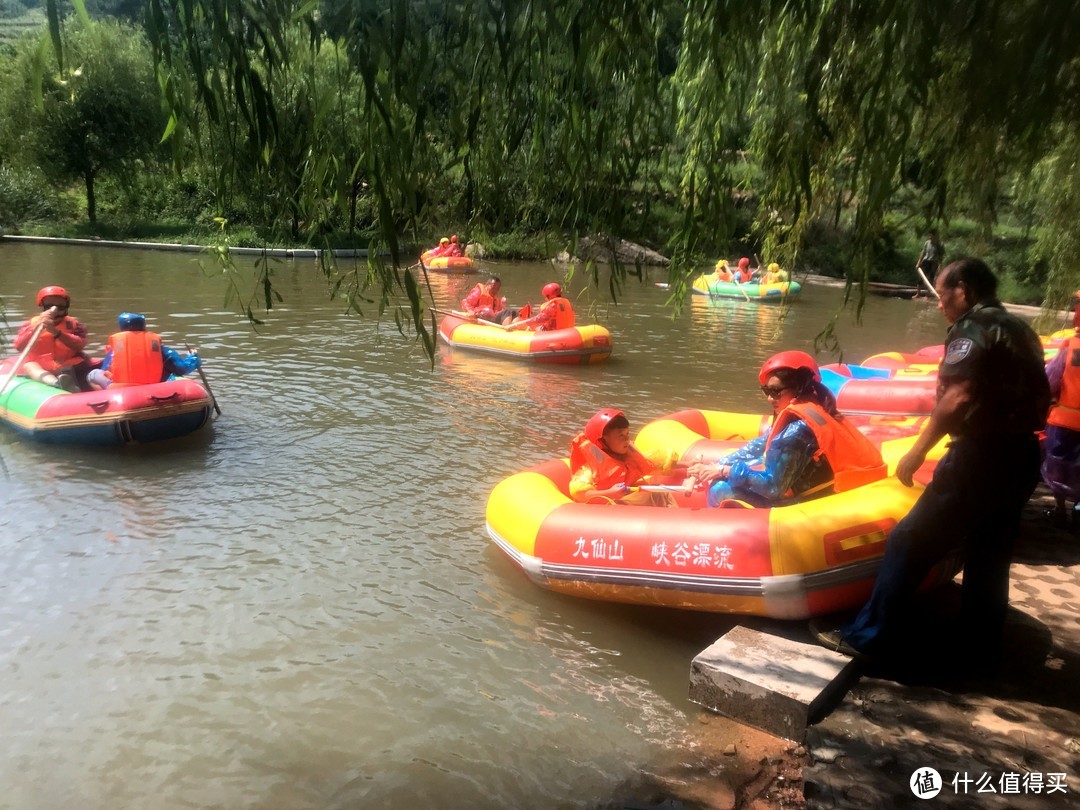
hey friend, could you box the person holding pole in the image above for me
[915,229,945,298]
[13,286,91,392]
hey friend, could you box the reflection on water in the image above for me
[0,244,958,808]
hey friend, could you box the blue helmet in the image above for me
[118,312,146,331]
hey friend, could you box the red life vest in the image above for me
[107,330,165,385]
[569,434,655,492]
[542,297,575,330]
[19,315,87,372]
[463,283,503,313]
[1048,335,1080,431]
[765,401,887,493]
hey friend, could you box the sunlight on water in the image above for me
[0,244,958,808]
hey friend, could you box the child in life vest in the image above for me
[86,312,201,389]
[569,409,685,506]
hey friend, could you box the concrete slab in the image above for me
[689,624,858,742]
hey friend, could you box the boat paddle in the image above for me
[914,264,940,300]
[0,311,53,401]
[431,307,513,329]
[731,275,752,303]
[634,484,695,494]
[185,342,221,416]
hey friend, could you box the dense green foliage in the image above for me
[1,1,1079,340]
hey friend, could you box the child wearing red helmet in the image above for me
[569,409,683,506]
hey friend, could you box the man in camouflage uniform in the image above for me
[815,258,1050,669]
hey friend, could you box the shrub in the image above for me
[0,165,58,227]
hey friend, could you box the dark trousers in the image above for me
[844,434,1040,661]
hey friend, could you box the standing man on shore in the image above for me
[813,258,1050,672]
[915,229,945,296]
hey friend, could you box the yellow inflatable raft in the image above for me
[486,409,955,617]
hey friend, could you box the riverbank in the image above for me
[0,233,371,258]
[634,484,1078,809]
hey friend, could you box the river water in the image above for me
[0,242,952,808]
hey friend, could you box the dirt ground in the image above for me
[613,483,1078,810]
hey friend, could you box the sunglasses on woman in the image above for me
[760,385,792,399]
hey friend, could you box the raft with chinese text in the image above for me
[486,409,955,617]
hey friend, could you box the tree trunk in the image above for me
[85,169,96,226]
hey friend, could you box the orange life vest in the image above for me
[21,314,87,372]
[569,434,655,492]
[464,284,502,312]
[1048,335,1080,431]
[716,268,733,283]
[107,330,165,385]
[765,401,887,493]
[543,297,575,330]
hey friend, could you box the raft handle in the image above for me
[149,393,180,403]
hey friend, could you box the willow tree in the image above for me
[40,0,1080,342]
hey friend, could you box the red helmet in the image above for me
[585,408,628,444]
[451,235,459,243]
[738,257,750,269]
[758,350,820,384]
[37,286,70,306]
[542,282,562,299]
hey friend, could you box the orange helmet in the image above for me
[542,282,562,299]
[585,408,628,444]
[37,286,70,306]
[758,350,820,384]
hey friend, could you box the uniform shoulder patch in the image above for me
[943,337,973,364]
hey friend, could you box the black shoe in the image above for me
[55,372,80,393]
[1047,508,1069,529]
[809,619,866,659]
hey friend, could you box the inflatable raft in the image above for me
[420,254,477,274]
[0,358,212,445]
[820,363,938,416]
[486,409,954,617]
[438,314,612,364]
[691,275,801,302]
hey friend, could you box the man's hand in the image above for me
[895,447,928,487]
[41,306,61,335]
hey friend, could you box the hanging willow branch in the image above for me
[35,0,1080,351]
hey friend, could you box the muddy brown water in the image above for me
[0,242,980,807]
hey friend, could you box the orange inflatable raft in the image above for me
[486,409,954,617]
